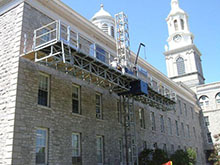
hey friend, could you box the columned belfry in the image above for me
[164,0,205,88]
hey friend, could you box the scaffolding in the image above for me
[115,12,131,74]
[22,20,176,165]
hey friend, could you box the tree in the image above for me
[170,149,189,165]
[187,148,197,165]
[138,148,168,165]
[138,148,153,165]
[151,149,169,165]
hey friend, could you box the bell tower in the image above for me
[164,0,205,88]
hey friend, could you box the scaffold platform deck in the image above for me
[21,20,176,111]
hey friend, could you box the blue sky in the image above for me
[62,0,220,84]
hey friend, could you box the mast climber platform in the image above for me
[22,19,176,165]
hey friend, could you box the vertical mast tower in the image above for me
[115,12,131,74]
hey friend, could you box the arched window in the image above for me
[111,26,114,38]
[101,24,108,34]
[174,20,178,31]
[199,95,209,107]
[176,57,185,75]
[216,93,220,104]
[181,19,184,30]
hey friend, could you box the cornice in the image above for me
[170,71,205,81]
[164,44,202,56]
[0,0,24,15]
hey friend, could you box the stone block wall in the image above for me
[0,1,206,165]
[0,3,24,165]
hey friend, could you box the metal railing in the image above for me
[32,20,176,103]
[33,20,114,66]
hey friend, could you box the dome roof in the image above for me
[91,4,114,21]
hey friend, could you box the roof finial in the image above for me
[171,0,180,9]
[100,4,104,9]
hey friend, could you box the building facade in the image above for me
[0,0,212,165]
[164,0,220,164]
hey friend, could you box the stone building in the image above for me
[0,0,214,165]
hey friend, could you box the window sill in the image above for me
[71,112,85,118]
[160,131,166,134]
[37,104,52,111]
[96,118,104,121]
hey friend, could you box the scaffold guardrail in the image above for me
[22,20,176,110]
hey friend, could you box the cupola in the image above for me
[91,4,115,38]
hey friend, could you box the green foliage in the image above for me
[139,147,197,165]
[170,149,189,165]
[170,148,197,165]
[208,144,220,165]
[208,134,220,165]
[151,149,169,165]
[138,148,153,165]
[139,148,168,165]
[187,148,197,165]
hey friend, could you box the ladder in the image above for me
[121,95,138,165]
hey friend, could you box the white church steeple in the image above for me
[166,0,193,51]
[164,0,205,88]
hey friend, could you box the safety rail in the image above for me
[28,20,176,109]
[33,20,114,66]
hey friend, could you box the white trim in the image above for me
[0,0,24,16]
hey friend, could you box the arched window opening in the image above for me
[216,93,220,104]
[101,24,108,34]
[176,57,185,75]
[111,26,115,38]
[181,19,184,30]
[174,20,178,31]
[199,95,209,107]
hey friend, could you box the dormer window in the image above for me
[181,19,184,30]
[174,20,178,31]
